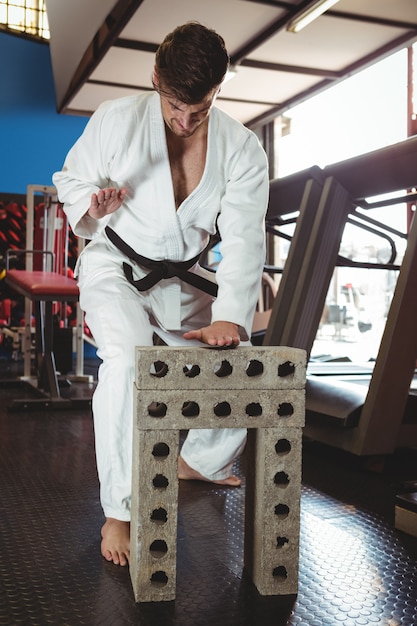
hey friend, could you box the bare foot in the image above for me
[101,518,130,566]
[178,456,241,487]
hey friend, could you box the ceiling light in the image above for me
[286,0,340,33]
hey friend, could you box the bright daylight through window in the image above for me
[273,47,415,363]
[0,0,49,39]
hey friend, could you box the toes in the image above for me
[102,549,126,566]
[102,548,114,562]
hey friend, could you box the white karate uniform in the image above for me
[53,92,269,521]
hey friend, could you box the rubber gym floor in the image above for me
[0,354,417,626]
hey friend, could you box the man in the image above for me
[53,22,269,567]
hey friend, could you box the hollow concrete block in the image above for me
[131,346,306,602]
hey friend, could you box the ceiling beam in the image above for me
[62,0,145,111]
[247,29,417,129]
[241,58,340,78]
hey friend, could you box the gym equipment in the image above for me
[4,185,91,410]
[265,136,417,456]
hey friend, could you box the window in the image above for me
[270,49,412,362]
[0,0,49,40]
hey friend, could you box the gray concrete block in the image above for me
[135,387,305,430]
[135,346,306,391]
[130,429,179,602]
[131,345,306,602]
[244,426,302,595]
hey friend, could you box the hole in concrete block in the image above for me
[274,503,290,519]
[148,402,167,417]
[278,361,295,377]
[245,359,264,377]
[245,402,262,417]
[153,474,169,489]
[214,360,233,377]
[274,471,290,486]
[275,439,291,455]
[150,570,168,587]
[277,402,294,417]
[213,401,232,417]
[151,507,168,524]
[150,539,168,558]
[183,364,201,378]
[150,361,169,377]
[182,401,200,417]
[152,442,170,458]
[276,536,289,548]
[272,565,288,580]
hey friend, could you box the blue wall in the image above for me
[0,32,88,195]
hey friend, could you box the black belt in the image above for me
[105,226,218,297]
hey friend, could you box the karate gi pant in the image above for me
[77,237,247,521]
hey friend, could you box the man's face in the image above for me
[159,87,219,138]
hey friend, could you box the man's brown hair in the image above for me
[155,22,229,104]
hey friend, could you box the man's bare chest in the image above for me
[167,134,207,209]
[170,154,205,209]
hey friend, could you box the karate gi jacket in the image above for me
[53,92,269,339]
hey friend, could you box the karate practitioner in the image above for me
[53,22,269,567]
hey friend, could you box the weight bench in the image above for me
[5,269,90,410]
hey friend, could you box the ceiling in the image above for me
[45,0,417,129]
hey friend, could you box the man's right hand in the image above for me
[87,187,128,219]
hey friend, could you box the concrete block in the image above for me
[135,388,305,430]
[244,426,302,595]
[131,345,306,602]
[135,345,306,391]
[130,429,179,602]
